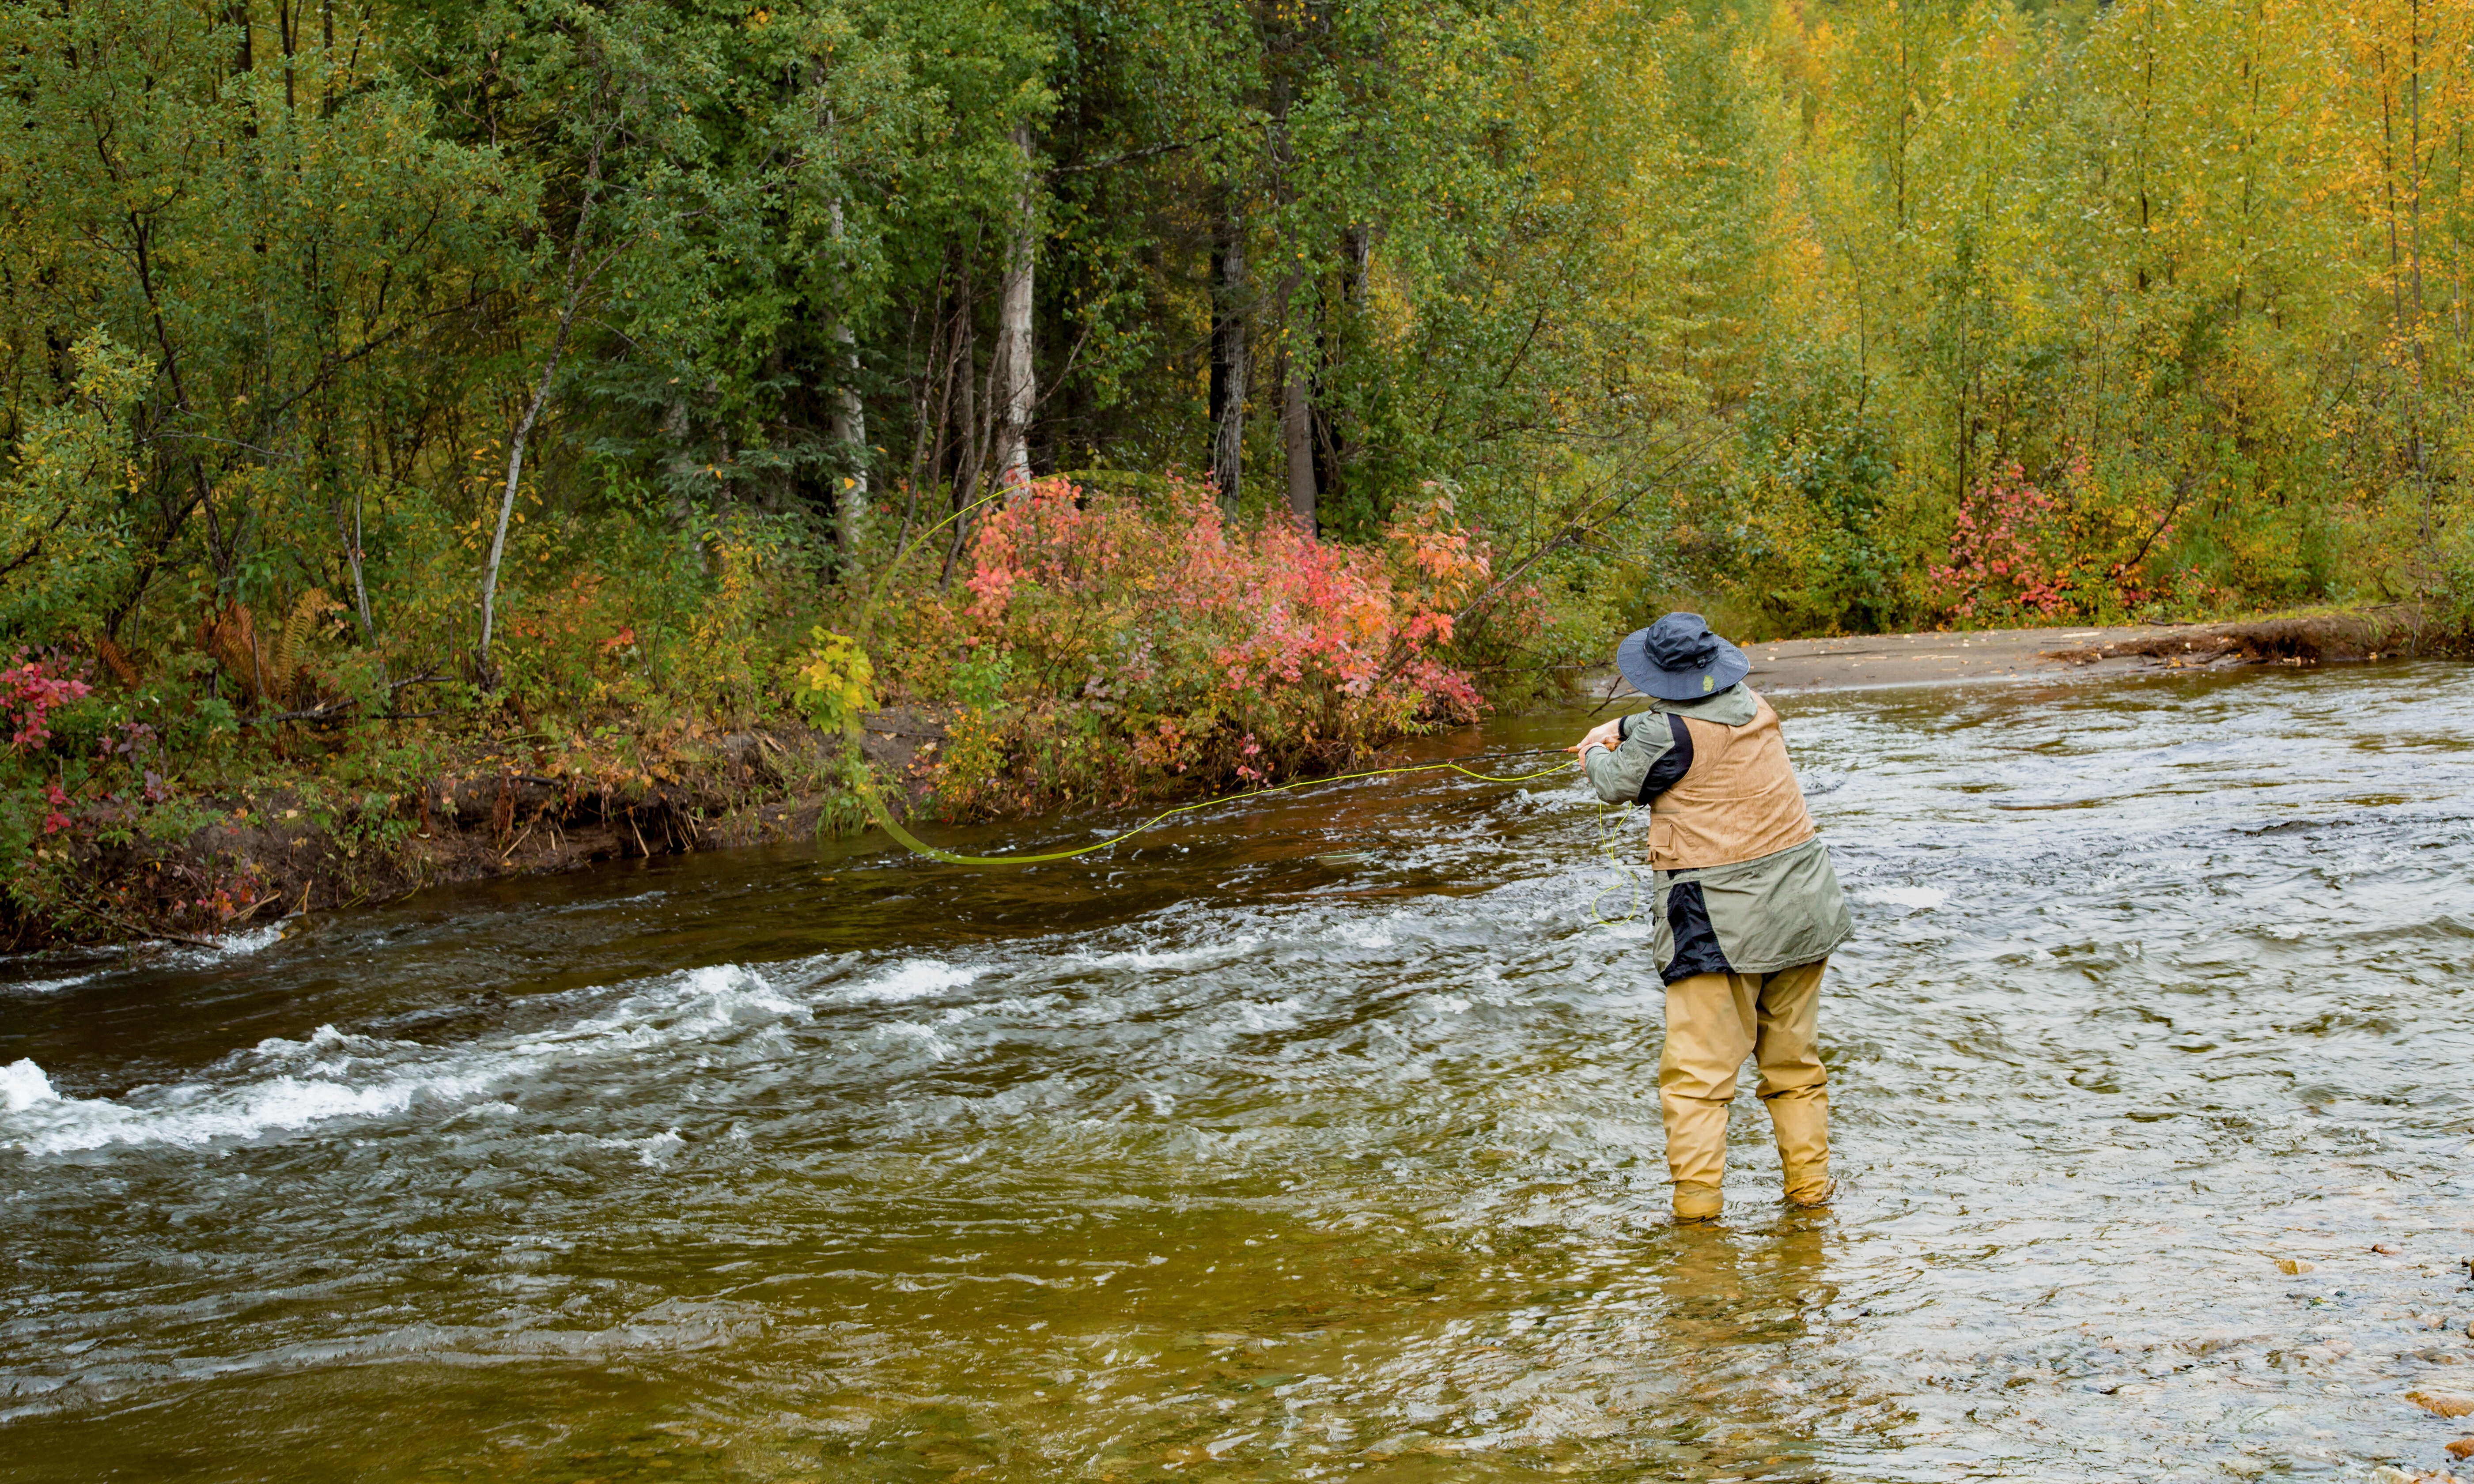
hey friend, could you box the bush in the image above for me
[1926,454,2195,626]
[870,476,1509,816]
[0,657,95,899]
[0,332,150,646]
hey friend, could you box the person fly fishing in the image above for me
[1572,613,1852,1223]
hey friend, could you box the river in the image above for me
[4,664,2472,1482]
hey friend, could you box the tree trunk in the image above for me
[954,280,980,501]
[661,396,696,534]
[1268,65,1315,533]
[1209,191,1249,513]
[1281,316,1316,536]
[480,125,613,681]
[477,321,572,676]
[331,492,372,639]
[1315,224,1371,502]
[826,199,869,554]
[990,125,1038,490]
[942,266,981,587]
[2406,0,2432,551]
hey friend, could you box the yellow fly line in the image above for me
[834,483,1644,918]
[844,747,1576,868]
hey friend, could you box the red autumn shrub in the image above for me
[2,657,91,755]
[3,658,92,838]
[904,476,1500,813]
[1931,461,2074,622]
[1930,453,2187,625]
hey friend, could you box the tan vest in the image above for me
[1646,690,1818,871]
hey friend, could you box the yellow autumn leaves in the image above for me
[789,628,876,733]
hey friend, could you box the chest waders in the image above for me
[1645,692,1835,1222]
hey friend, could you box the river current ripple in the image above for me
[3,665,2472,1482]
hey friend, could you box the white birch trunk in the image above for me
[991,125,1037,489]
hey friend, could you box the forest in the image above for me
[4,0,2473,937]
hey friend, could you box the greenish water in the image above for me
[4,666,2473,1482]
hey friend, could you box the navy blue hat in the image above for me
[1615,612,1750,701]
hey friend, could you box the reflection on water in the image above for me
[4,664,2473,1482]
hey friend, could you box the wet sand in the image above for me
[1747,624,2214,692]
[1591,612,2421,695]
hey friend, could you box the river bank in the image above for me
[4,717,942,953]
[16,605,2464,955]
[3,476,1516,953]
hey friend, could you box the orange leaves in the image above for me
[1386,485,1493,597]
[917,474,1506,812]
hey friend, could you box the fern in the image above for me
[94,634,138,687]
[200,591,336,709]
[268,589,333,695]
[201,604,263,702]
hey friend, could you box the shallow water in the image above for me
[4,665,2474,1483]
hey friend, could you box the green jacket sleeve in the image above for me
[1583,710,1672,805]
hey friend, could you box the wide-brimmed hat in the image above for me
[1615,612,1750,701]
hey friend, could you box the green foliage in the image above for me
[790,628,878,731]
[946,650,1014,710]
[0,332,150,642]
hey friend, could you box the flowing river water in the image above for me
[4,665,2473,1483]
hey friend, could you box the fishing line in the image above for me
[847,729,1649,923]
[1589,796,1649,926]
[846,753,1576,867]
[834,483,1650,915]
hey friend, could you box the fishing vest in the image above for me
[1646,690,1818,872]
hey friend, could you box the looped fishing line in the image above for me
[1588,799,1648,926]
[838,485,1647,911]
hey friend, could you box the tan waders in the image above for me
[1659,958,1832,1221]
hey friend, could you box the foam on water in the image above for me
[833,957,984,1003]
[1,1038,507,1155]
[2,1057,57,1110]
[1072,936,1262,972]
[214,922,289,954]
[4,974,98,996]
[1861,884,1948,912]
[0,962,806,1155]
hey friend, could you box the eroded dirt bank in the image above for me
[19,719,951,951]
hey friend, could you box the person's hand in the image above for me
[1568,717,1623,756]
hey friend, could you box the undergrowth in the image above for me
[2,475,1540,945]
